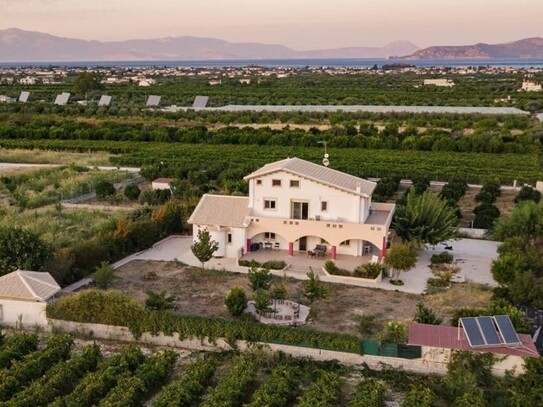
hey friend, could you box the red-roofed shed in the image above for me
[408,323,539,358]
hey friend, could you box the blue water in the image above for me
[2,58,543,69]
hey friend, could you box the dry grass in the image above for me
[425,283,493,323]
[0,148,115,166]
[114,260,421,336]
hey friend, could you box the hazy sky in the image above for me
[1,0,541,49]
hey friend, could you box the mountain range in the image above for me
[1,29,542,62]
[0,28,418,62]
[401,37,543,59]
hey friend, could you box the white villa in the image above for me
[188,157,395,262]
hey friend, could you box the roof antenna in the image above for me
[318,140,329,167]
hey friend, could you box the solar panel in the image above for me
[494,315,522,345]
[146,95,161,107]
[461,318,486,347]
[478,316,502,346]
[98,95,112,106]
[54,92,70,106]
[19,91,30,103]
[193,95,209,108]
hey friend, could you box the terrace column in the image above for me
[288,242,294,256]
[246,239,252,253]
[330,245,337,260]
[380,236,387,258]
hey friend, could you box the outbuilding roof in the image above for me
[152,178,173,184]
[0,270,61,302]
[188,194,250,228]
[408,322,539,358]
[244,157,376,197]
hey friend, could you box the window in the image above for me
[289,180,300,188]
[227,233,233,244]
[320,238,328,244]
[256,179,262,185]
[264,232,276,240]
[272,179,282,187]
[264,199,276,210]
[340,240,350,246]
[321,201,328,211]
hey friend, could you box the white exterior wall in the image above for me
[225,227,246,259]
[249,172,368,224]
[151,182,171,191]
[0,299,48,327]
[193,224,246,259]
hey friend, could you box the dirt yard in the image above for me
[113,260,493,336]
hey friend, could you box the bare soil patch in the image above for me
[113,260,491,336]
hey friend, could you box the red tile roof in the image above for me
[408,323,539,358]
[152,178,173,184]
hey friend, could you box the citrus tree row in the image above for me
[1,138,539,183]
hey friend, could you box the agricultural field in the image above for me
[0,148,114,166]
[0,166,135,209]
[0,330,429,407]
[2,71,543,110]
[1,139,541,185]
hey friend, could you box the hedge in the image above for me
[46,290,361,354]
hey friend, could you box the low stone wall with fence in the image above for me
[47,319,525,377]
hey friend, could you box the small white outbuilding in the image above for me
[0,269,61,327]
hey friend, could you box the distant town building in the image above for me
[239,78,251,85]
[19,76,37,85]
[423,78,455,87]
[520,80,542,92]
[208,79,222,86]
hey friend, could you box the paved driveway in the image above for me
[113,236,499,295]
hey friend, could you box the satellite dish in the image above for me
[323,158,330,167]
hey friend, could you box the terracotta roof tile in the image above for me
[0,270,61,302]
[244,157,376,197]
[188,194,250,228]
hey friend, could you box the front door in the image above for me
[299,236,307,251]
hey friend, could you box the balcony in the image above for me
[247,202,394,248]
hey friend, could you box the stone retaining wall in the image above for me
[48,319,526,377]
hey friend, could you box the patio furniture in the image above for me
[314,244,327,258]
[274,242,280,250]
[363,245,372,254]
[307,250,316,258]
[264,241,273,249]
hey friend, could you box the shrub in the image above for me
[473,203,500,229]
[92,261,115,289]
[430,251,453,265]
[247,266,272,291]
[323,260,350,276]
[414,302,442,325]
[514,186,541,203]
[348,378,386,407]
[354,263,382,279]
[225,286,248,317]
[145,291,176,311]
[381,321,408,343]
[95,180,115,199]
[124,184,141,200]
[238,259,260,268]
[402,385,437,407]
[358,315,377,338]
[262,260,287,270]
[323,260,338,274]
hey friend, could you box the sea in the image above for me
[1,58,543,69]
